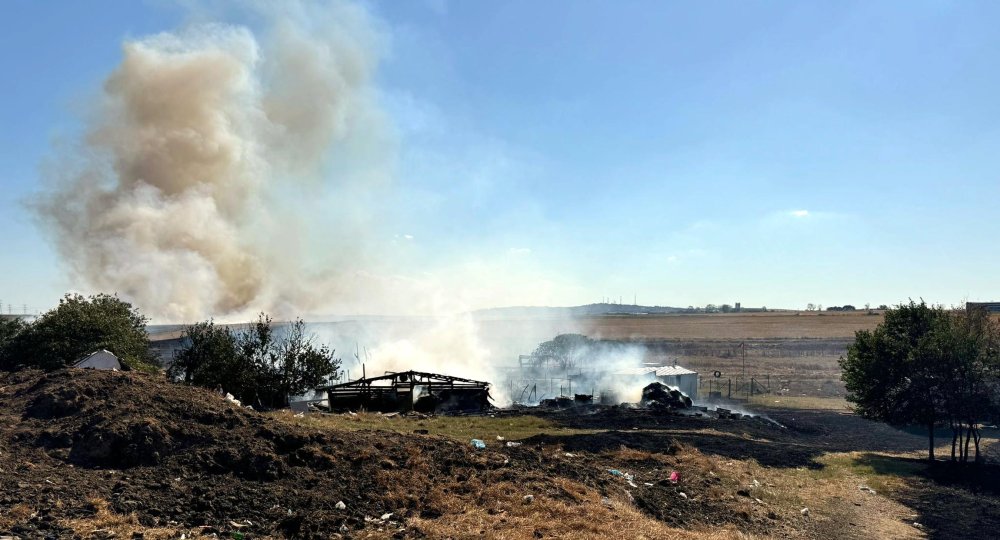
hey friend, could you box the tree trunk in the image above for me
[974,428,982,464]
[964,425,974,464]
[951,421,958,462]
[928,422,935,462]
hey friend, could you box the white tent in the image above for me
[74,349,122,370]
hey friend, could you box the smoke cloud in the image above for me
[33,1,616,396]
[34,2,387,322]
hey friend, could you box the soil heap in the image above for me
[0,369,784,539]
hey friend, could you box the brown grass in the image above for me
[0,503,35,529]
[748,394,849,411]
[277,411,598,442]
[59,498,184,540]
[406,478,753,540]
[578,311,882,340]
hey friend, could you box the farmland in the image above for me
[3,311,999,539]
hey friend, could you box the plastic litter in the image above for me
[608,469,624,477]
[668,471,680,483]
[470,439,486,449]
[335,501,346,510]
[505,441,522,447]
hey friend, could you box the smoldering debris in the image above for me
[317,370,492,414]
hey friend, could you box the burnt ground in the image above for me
[0,369,798,539]
[1,369,998,539]
[522,406,937,468]
[514,405,1000,539]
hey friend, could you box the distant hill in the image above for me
[472,303,684,318]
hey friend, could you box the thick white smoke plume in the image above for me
[35,2,386,322]
[33,2,612,396]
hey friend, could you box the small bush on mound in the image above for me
[0,293,156,372]
[169,314,340,409]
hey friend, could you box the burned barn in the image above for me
[318,371,492,414]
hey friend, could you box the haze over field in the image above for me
[6,1,1000,322]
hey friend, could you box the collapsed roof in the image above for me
[318,370,492,414]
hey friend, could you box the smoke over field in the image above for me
[33,2,389,322]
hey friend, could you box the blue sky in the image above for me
[3,0,1000,315]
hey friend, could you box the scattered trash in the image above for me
[380,512,393,520]
[679,492,688,500]
[225,393,242,407]
[339,524,349,533]
[564,452,576,458]
[669,471,680,483]
[643,482,654,487]
[608,469,624,477]
[522,494,534,504]
[229,520,248,528]
[801,507,810,517]
[858,485,876,494]
[505,441,522,447]
[293,412,304,418]
[470,439,486,449]
[335,501,346,510]
[496,435,506,441]
[913,522,924,529]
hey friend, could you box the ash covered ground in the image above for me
[1,368,997,539]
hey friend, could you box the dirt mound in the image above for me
[0,369,793,538]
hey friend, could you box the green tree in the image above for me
[171,314,340,409]
[0,317,27,354]
[166,320,239,385]
[1,293,155,371]
[927,308,1000,463]
[840,301,949,461]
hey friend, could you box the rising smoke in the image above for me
[33,1,388,322]
[32,1,607,397]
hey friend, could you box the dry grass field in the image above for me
[578,311,883,340]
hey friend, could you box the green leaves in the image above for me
[173,314,340,409]
[840,301,1000,461]
[0,293,153,371]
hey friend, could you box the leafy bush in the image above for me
[0,293,155,371]
[840,301,1000,463]
[169,314,340,409]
